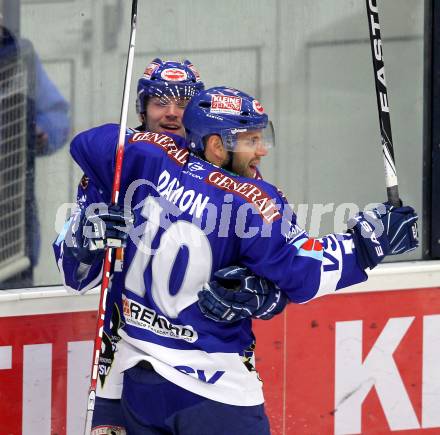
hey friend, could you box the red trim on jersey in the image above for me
[301,238,323,252]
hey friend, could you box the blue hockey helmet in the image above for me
[136,58,204,115]
[182,86,273,153]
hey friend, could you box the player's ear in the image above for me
[138,112,146,124]
[205,135,226,164]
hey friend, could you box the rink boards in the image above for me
[0,261,440,435]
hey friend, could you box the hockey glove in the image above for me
[198,266,288,323]
[64,204,133,264]
[348,203,418,270]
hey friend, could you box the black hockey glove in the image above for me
[198,266,288,323]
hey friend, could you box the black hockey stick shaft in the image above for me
[366,0,400,206]
[83,1,138,433]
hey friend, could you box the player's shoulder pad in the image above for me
[127,130,190,167]
[88,123,120,136]
[71,123,119,150]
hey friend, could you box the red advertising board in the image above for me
[0,312,96,435]
[255,287,440,435]
[1,287,440,434]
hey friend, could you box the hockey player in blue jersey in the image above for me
[56,58,204,435]
[55,86,418,434]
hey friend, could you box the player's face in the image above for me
[145,96,189,137]
[231,130,268,178]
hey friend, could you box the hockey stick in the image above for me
[365,0,400,206]
[83,1,138,433]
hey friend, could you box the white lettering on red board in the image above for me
[0,341,92,435]
[334,315,440,434]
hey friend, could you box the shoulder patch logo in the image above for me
[80,175,89,190]
[187,162,205,172]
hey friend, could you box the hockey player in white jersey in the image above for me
[56,86,418,434]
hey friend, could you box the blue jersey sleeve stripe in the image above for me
[297,248,324,261]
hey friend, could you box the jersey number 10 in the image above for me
[125,196,213,319]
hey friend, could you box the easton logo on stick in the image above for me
[366,0,399,199]
[367,0,389,114]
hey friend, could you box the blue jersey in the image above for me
[54,123,367,406]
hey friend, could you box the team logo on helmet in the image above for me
[187,63,201,81]
[211,95,242,115]
[143,61,160,79]
[253,99,265,114]
[160,68,188,82]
